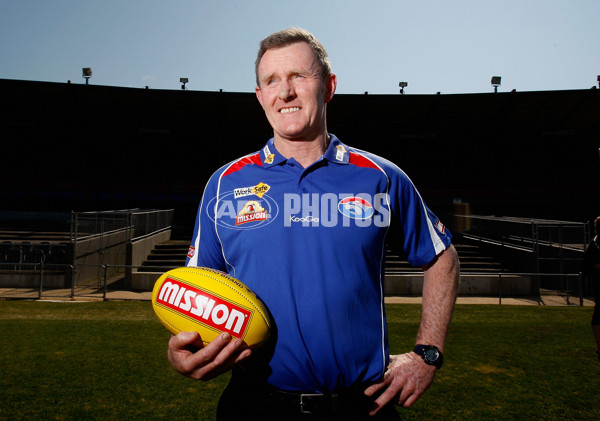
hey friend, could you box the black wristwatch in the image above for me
[413,344,444,369]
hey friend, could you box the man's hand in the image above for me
[364,352,436,415]
[167,331,252,381]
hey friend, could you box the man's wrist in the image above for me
[413,344,443,369]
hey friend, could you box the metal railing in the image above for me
[71,209,174,243]
[0,262,592,306]
[452,214,590,252]
[70,209,174,281]
[452,214,590,279]
[0,210,175,300]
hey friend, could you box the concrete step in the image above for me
[384,241,510,273]
[139,240,189,272]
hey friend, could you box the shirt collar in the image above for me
[322,134,350,165]
[260,138,287,168]
[260,134,349,168]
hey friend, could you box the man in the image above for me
[168,28,460,419]
[584,216,600,359]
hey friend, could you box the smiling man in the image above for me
[168,28,460,420]
[254,39,335,167]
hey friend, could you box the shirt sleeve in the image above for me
[387,164,452,267]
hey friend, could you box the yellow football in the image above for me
[152,267,271,348]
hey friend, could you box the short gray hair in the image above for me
[255,27,332,86]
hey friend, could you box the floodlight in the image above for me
[82,68,92,85]
[180,77,189,90]
[491,76,501,93]
[399,81,408,94]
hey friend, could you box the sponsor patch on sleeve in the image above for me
[187,246,195,259]
[436,219,446,234]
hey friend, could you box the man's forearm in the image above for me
[416,244,460,352]
[364,244,460,412]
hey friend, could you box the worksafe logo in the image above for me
[234,182,270,199]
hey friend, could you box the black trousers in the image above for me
[216,370,401,421]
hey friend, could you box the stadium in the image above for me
[1,78,598,301]
[1,78,599,419]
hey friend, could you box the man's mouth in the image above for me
[279,107,300,114]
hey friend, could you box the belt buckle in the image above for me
[300,393,324,414]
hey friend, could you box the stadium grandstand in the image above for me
[1,78,599,301]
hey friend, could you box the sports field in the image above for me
[0,300,598,420]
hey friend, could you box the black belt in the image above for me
[266,388,343,415]
[227,370,374,417]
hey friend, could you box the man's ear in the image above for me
[324,73,337,103]
[255,86,265,109]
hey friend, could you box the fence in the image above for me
[0,209,175,299]
[453,214,590,279]
[453,214,590,252]
[1,211,594,305]
[70,209,174,284]
[0,262,592,306]
[71,209,174,243]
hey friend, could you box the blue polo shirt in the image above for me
[186,134,452,392]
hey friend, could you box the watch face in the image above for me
[424,348,440,362]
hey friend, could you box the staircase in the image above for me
[385,241,507,273]
[138,240,190,272]
[454,243,508,273]
[140,240,505,274]
[383,241,523,296]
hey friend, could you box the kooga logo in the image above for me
[156,278,250,338]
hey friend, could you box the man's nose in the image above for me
[278,79,295,101]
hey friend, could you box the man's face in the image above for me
[255,42,336,143]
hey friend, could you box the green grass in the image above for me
[0,301,598,420]
[388,305,599,420]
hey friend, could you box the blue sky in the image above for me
[1,0,599,94]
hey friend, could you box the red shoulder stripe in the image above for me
[349,152,381,170]
[222,153,263,177]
